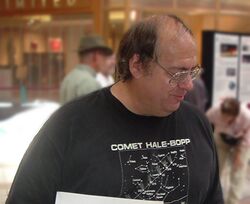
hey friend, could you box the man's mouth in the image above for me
[174,95,185,101]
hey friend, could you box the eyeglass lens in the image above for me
[169,67,201,87]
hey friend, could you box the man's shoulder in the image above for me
[62,68,85,84]
[63,67,99,87]
[60,88,107,112]
[69,66,94,78]
[179,101,214,144]
[178,101,210,123]
[180,101,202,114]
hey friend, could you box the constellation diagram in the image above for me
[119,146,188,204]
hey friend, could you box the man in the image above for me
[96,53,115,87]
[206,97,250,204]
[6,14,223,204]
[60,35,113,104]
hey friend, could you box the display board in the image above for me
[202,31,250,108]
[212,33,239,105]
[239,36,250,102]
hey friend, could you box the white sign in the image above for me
[212,33,239,105]
[55,192,163,204]
[239,36,250,103]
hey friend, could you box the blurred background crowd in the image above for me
[0,0,250,203]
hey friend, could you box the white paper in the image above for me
[55,192,163,204]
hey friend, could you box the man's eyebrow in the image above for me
[170,64,199,71]
[168,66,190,72]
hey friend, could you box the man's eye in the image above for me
[174,72,182,77]
[175,72,187,79]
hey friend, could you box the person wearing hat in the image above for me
[96,53,116,87]
[60,35,113,104]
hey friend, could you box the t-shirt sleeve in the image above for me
[5,110,69,204]
[203,116,224,204]
[179,102,224,203]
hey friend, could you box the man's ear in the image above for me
[129,54,144,79]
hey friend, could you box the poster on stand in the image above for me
[212,33,239,105]
[239,36,250,103]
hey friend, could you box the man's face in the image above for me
[100,54,116,76]
[96,53,115,76]
[137,32,197,116]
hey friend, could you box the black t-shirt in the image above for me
[6,87,223,204]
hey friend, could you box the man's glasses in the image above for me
[154,59,202,87]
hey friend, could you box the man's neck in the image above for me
[111,81,152,116]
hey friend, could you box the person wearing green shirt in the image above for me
[60,35,113,104]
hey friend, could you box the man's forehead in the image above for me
[157,35,197,60]
[158,18,191,39]
[159,28,195,47]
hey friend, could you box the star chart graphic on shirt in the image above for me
[118,145,189,204]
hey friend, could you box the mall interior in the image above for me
[0,0,250,203]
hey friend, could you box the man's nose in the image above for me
[178,76,194,91]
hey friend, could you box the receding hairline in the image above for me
[150,15,195,57]
[144,14,192,36]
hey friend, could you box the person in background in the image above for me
[96,53,115,87]
[184,75,208,112]
[6,14,223,204]
[206,97,250,204]
[60,35,113,104]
